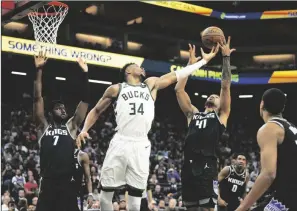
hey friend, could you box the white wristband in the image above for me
[88,193,93,197]
[175,59,207,81]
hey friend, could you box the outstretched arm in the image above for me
[76,84,119,148]
[218,37,235,127]
[174,44,200,123]
[33,51,48,131]
[236,123,281,211]
[146,44,219,91]
[68,58,90,130]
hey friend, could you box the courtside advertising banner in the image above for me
[2,36,297,84]
[2,36,145,68]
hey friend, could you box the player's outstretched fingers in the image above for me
[230,48,236,54]
[227,36,231,46]
[86,133,91,140]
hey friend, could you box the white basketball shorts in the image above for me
[100,133,151,190]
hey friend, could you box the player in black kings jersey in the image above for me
[72,149,92,211]
[236,88,297,211]
[33,51,90,211]
[218,154,249,211]
[175,39,235,211]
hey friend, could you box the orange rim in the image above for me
[28,1,68,16]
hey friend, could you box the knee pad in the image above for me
[127,185,144,197]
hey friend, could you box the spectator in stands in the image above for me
[31,197,38,207]
[24,153,36,171]
[153,185,165,203]
[12,169,26,191]
[167,178,178,196]
[2,163,14,191]
[166,167,180,183]
[18,198,28,211]
[158,200,166,210]
[24,176,38,204]
[149,174,159,185]
[15,189,26,206]
[91,200,100,210]
[8,200,18,211]
[11,152,23,170]
[165,198,178,211]
[155,164,167,183]
[1,195,11,211]
[28,205,35,211]
[15,142,28,154]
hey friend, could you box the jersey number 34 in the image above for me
[129,103,144,115]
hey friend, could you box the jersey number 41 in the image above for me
[196,119,207,129]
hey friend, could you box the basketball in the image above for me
[201,26,225,49]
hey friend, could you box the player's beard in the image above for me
[236,164,244,172]
[53,114,67,124]
[205,100,215,108]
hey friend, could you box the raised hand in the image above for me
[200,43,220,63]
[187,44,201,65]
[77,58,88,72]
[34,50,48,69]
[219,36,236,56]
[76,131,91,149]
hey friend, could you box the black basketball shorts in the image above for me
[181,156,218,208]
[36,178,80,211]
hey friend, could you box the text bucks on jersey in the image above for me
[114,83,155,137]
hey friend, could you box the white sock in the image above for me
[128,195,142,211]
[100,191,114,211]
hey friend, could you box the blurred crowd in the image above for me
[1,94,262,211]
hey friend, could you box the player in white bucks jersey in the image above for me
[33,51,90,211]
[175,39,235,211]
[76,45,219,211]
[236,88,297,211]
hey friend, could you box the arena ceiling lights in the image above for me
[142,1,297,20]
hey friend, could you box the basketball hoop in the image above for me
[28,1,68,44]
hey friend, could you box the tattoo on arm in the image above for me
[222,57,231,86]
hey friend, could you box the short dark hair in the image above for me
[262,88,286,115]
[234,152,247,160]
[49,100,65,111]
[119,63,135,82]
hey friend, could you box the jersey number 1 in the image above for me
[53,136,59,146]
[129,103,144,115]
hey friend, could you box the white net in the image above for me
[28,2,68,44]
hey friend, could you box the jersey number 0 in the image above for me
[129,103,144,115]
